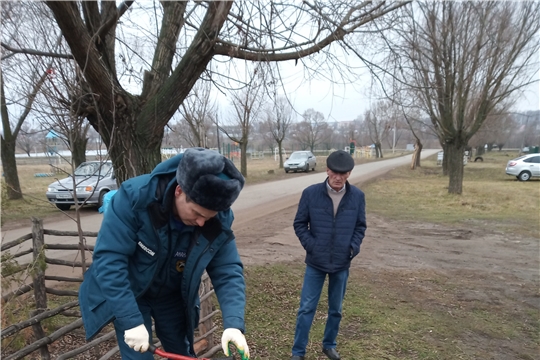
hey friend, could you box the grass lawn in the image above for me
[236,264,539,360]
[361,150,539,237]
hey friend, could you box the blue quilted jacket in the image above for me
[294,180,366,273]
[78,154,245,353]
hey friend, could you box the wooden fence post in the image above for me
[31,217,50,360]
[197,274,214,353]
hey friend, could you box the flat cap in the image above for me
[176,148,245,212]
[327,150,355,173]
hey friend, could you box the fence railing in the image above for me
[1,218,219,359]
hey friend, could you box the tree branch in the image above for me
[1,42,73,60]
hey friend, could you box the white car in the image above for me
[284,151,317,173]
[46,161,118,210]
[505,154,540,181]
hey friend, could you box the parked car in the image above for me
[505,154,540,181]
[46,161,118,210]
[284,151,317,173]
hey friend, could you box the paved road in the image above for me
[232,150,439,227]
[1,149,439,270]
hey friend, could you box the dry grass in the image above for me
[1,164,68,226]
[215,263,540,360]
[361,150,540,237]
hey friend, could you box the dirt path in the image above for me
[232,187,540,307]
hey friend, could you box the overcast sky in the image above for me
[289,71,540,121]
[215,58,539,124]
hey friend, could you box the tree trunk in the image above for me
[375,143,383,158]
[239,142,248,177]
[106,130,163,184]
[446,144,465,194]
[90,102,164,182]
[441,143,449,176]
[71,137,88,168]
[277,141,284,168]
[410,140,423,170]
[1,69,23,200]
[0,137,23,200]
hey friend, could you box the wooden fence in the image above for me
[1,218,220,359]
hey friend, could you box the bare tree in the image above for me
[2,1,409,182]
[1,62,50,200]
[177,80,217,148]
[470,109,516,153]
[15,124,42,156]
[221,66,267,176]
[0,2,57,200]
[365,101,393,158]
[264,97,295,168]
[400,109,429,170]
[295,108,330,152]
[385,1,540,194]
[514,111,540,154]
[33,57,94,168]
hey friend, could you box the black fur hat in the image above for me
[327,150,355,173]
[176,148,245,212]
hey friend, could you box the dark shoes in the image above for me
[290,348,339,360]
[322,348,341,360]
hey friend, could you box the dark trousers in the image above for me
[292,265,349,357]
[114,294,192,359]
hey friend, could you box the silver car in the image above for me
[284,151,317,173]
[46,161,118,210]
[505,154,540,181]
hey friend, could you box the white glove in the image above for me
[124,324,150,353]
[221,328,250,359]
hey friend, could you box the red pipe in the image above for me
[148,344,234,360]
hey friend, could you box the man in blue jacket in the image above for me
[291,150,367,360]
[79,148,250,359]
